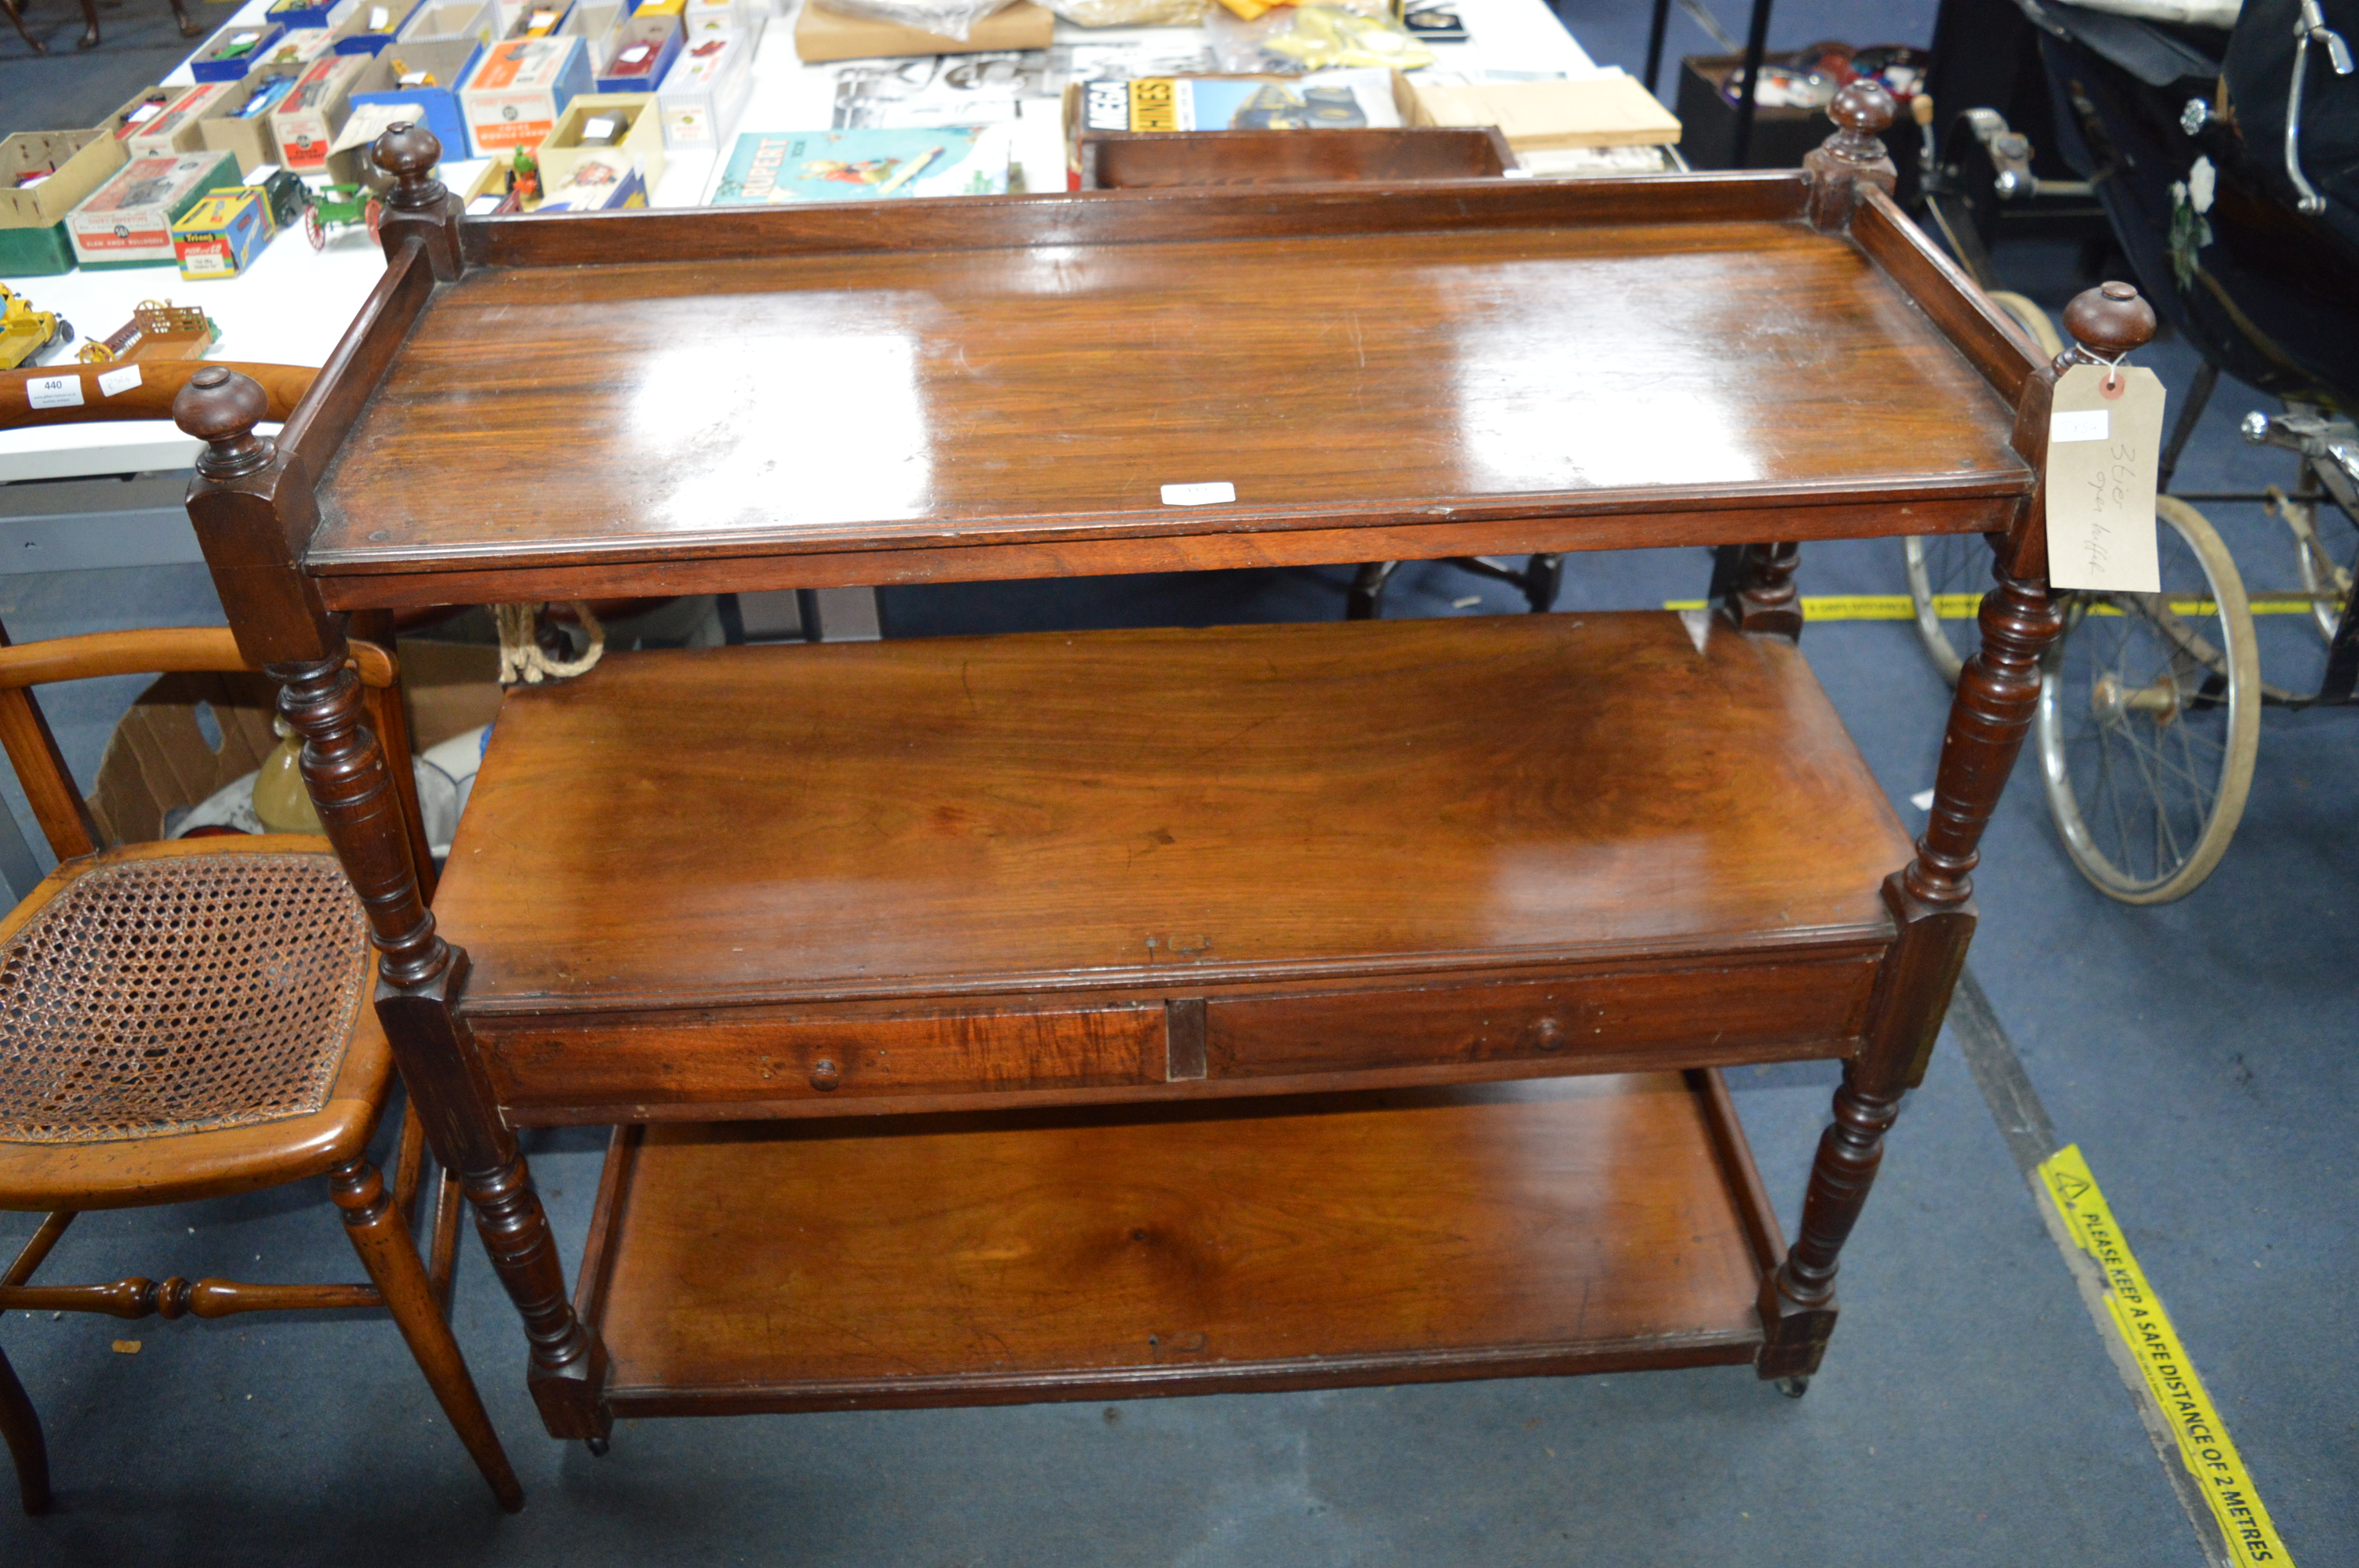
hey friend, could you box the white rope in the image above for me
[494,602,606,686]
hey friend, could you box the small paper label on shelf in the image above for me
[231,30,260,44]
[465,194,503,214]
[619,44,649,62]
[2045,363,2163,594]
[369,4,389,26]
[584,114,618,139]
[1161,481,1235,506]
[26,376,82,411]
[96,365,143,397]
[127,103,164,125]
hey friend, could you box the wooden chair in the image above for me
[0,626,520,1514]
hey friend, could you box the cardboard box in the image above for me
[170,186,274,278]
[336,0,424,51]
[347,39,484,152]
[573,0,624,67]
[100,88,180,146]
[202,74,307,172]
[792,0,1050,64]
[272,53,382,172]
[622,0,685,44]
[86,643,500,848]
[654,27,751,151]
[251,25,344,74]
[682,0,749,30]
[459,35,591,157]
[266,0,358,30]
[503,0,575,37]
[191,22,286,81]
[0,131,127,274]
[594,25,679,93]
[67,149,242,269]
[398,0,496,45]
[540,92,663,188]
[1408,71,1681,152]
[124,82,248,156]
[536,151,645,209]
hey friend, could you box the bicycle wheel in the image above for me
[2035,497,2261,903]
[1903,294,2063,684]
[2273,483,2355,644]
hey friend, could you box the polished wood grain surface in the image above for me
[587,1075,1772,1413]
[431,612,1915,1015]
[1081,129,1515,189]
[309,218,2027,579]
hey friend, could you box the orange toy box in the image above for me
[459,35,591,158]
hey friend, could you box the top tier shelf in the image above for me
[289,176,2041,601]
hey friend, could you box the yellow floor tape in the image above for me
[1660,595,2321,620]
[2037,1146,2293,1567]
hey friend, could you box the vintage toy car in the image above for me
[0,284,75,372]
[75,299,219,365]
[297,180,384,247]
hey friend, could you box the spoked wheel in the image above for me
[1903,533,1990,686]
[303,201,325,251]
[2034,497,2261,903]
[1903,293,2065,684]
[2268,484,2356,644]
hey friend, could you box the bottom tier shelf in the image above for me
[576,1072,1787,1417]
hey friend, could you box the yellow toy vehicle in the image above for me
[0,283,75,372]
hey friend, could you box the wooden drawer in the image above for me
[1201,955,1882,1080]
[475,1001,1165,1120]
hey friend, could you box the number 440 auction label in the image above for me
[2046,363,2165,593]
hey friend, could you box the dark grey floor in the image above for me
[6,3,2357,1564]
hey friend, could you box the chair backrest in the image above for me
[0,625,413,873]
[2,360,314,434]
[0,359,436,888]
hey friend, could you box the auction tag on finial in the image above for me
[2045,362,2165,593]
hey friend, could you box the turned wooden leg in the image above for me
[1345,561,1398,620]
[271,652,609,1441]
[1758,564,2061,1381]
[73,0,96,48]
[1715,542,1803,639]
[0,0,46,53]
[330,1158,523,1512]
[168,0,200,35]
[0,1341,49,1515]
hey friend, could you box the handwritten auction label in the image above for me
[2046,363,2165,593]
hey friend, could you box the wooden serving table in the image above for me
[161,85,2158,1451]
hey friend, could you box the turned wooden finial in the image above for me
[375,122,446,210]
[1804,78,1899,231]
[1825,78,1896,157]
[2059,281,2157,368]
[174,366,273,480]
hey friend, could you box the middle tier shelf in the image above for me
[431,611,1917,1122]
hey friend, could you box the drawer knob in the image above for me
[809,1058,841,1091]
[1529,1016,1568,1052]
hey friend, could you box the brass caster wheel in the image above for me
[586,1436,611,1457]
[1776,1375,1811,1399]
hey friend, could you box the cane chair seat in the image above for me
[0,837,393,1213]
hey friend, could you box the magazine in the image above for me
[712,126,1012,202]
[1074,67,1402,134]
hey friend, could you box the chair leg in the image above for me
[74,0,96,49]
[0,0,46,53]
[329,1158,525,1512]
[0,1341,51,1515]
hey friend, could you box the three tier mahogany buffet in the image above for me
[156,88,2157,1457]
